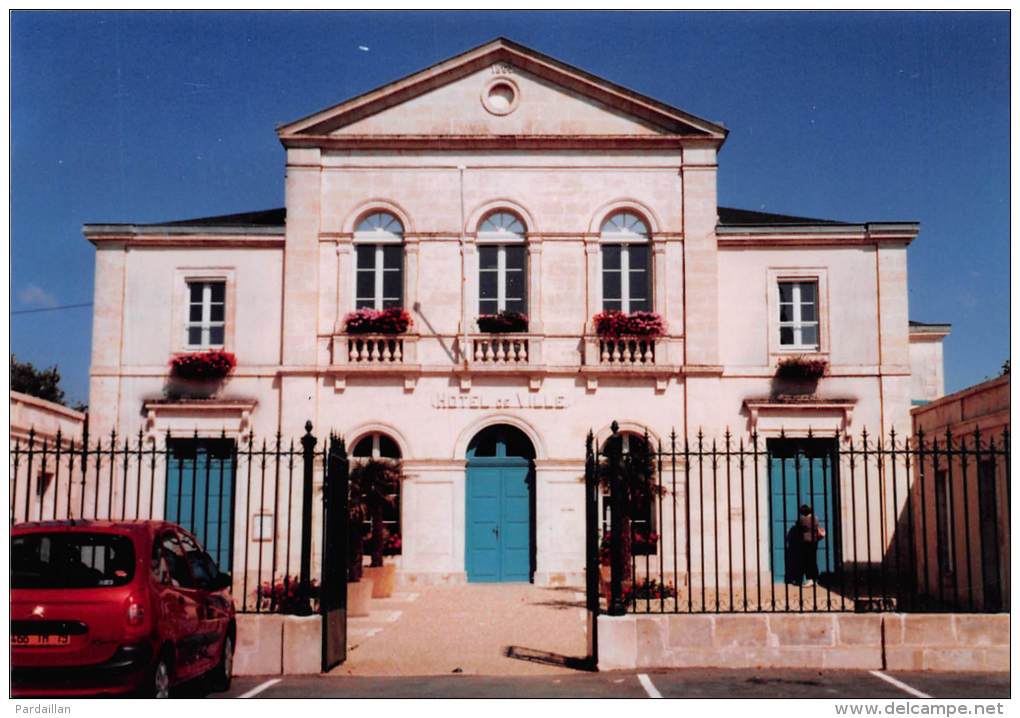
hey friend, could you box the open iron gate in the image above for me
[584,430,600,667]
[321,435,349,672]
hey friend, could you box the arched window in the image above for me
[352,431,402,555]
[354,212,404,310]
[352,432,401,460]
[477,211,527,315]
[600,212,650,313]
[600,432,656,556]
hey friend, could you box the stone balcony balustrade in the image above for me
[595,336,659,365]
[332,334,419,366]
[467,334,542,366]
[327,330,682,394]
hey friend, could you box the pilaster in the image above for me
[334,241,354,333]
[652,237,668,319]
[584,236,601,332]
[681,146,720,368]
[527,240,543,333]
[282,148,322,366]
[461,243,478,337]
[89,242,127,435]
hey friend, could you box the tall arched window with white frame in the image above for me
[354,212,405,310]
[600,212,651,313]
[477,211,527,315]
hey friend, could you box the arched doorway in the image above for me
[465,425,536,583]
[351,432,402,560]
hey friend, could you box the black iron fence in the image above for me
[10,423,335,615]
[586,423,1010,615]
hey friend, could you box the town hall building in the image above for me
[82,39,947,590]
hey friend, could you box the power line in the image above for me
[11,302,93,316]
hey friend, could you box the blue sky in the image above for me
[10,11,1010,407]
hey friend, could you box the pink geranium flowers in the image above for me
[343,307,413,335]
[169,350,236,381]
[592,310,665,338]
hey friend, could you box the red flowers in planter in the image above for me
[169,350,236,381]
[383,533,402,556]
[477,310,529,333]
[593,310,665,338]
[776,356,828,381]
[344,307,412,335]
[256,576,320,614]
[599,530,659,562]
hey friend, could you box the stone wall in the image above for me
[598,612,1009,672]
[883,614,1010,672]
[10,390,85,443]
[235,614,323,675]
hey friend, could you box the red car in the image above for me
[11,520,236,698]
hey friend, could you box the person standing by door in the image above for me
[796,504,824,587]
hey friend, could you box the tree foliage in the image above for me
[348,457,405,577]
[10,354,66,406]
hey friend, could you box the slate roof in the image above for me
[717,207,851,227]
[909,320,952,332]
[150,208,287,227]
[132,206,855,230]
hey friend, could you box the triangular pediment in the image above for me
[278,38,726,143]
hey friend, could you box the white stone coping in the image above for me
[141,398,259,440]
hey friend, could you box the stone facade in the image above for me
[82,39,942,587]
[909,374,1010,612]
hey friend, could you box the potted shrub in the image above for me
[346,510,374,616]
[592,310,665,338]
[343,307,412,335]
[351,457,406,599]
[476,310,529,333]
[166,350,236,399]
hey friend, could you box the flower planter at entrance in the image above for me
[348,579,375,617]
[363,565,396,598]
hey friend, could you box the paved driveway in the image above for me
[330,583,589,676]
[217,670,1010,699]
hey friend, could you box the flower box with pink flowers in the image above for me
[343,307,413,335]
[592,310,665,338]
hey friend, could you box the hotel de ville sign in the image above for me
[431,393,568,410]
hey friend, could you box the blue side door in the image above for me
[166,438,236,571]
[768,440,838,583]
[466,448,532,582]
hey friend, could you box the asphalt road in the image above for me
[211,669,1010,699]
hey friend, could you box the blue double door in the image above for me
[768,439,839,583]
[465,427,534,582]
[166,438,236,571]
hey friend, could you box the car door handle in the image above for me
[492,526,500,537]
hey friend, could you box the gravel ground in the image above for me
[330,583,590,676]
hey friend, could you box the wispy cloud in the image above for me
[17,283,58,308]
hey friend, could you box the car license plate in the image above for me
[11,634,70,647]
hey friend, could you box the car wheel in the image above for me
[148,656,171,699]
[208,636,233,693]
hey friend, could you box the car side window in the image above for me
[177,530,218,589]
[160,532,193,589]
[151,538,170,584]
